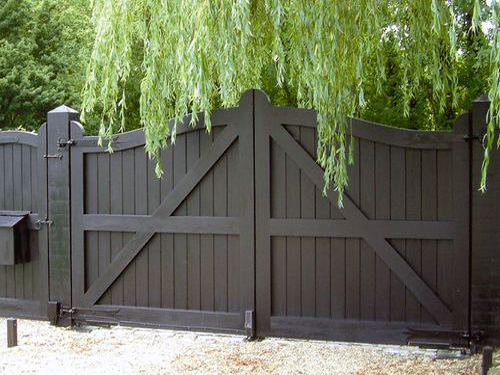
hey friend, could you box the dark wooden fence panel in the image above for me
[255,90,468,343]
[0,131,41,318]
[2,90,497,345]
[70,94,255,332]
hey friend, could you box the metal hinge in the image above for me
[463,134,481,142]
[57,138,76,148]
[43,154,63,159]
[34,218,53,230]
[406,328,470,348]
[48,301,77,326]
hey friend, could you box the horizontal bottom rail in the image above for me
[267,316,452,345]
[0,298,43,319]
[73,305,244,334]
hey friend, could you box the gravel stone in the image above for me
[0,318,481,374]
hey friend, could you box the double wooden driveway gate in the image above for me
[0,90,472,345]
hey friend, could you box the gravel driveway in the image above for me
[0,318,481,374]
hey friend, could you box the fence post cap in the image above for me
[48,105,79,114]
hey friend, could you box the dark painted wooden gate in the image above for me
[0,90,477,345]
[68,92,255,332]
[0,130,45,318]
[253,91,470,344]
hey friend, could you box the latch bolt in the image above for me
[57,138,76,148]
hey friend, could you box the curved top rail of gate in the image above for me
[69,105,242,152]
[264,103,463,150]
[0,130,39,147]
[69,89,465,152]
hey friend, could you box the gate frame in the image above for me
[1,89,493,346]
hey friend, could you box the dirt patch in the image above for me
[0,318,481,374]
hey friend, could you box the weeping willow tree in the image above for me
[82,0,499,205]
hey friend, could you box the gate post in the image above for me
[451,111,471,331]
[470,96,500,344]
[46,105,79,325]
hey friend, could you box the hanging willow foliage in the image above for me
[82,0,499,205]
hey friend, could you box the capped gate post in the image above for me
[470,96,500,344]
[46,105,79,325]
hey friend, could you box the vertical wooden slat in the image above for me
[110,151,124,305]
[330,238,344,319]
[4,145,13,210]
[187,131,201,310]
[300,127,315,317]
[0,146,5,297]
[3,145,14,299]
[375,143,391,321]
[390,146,406,322]
[405,148,422,322]
[122,149,136,306]
[200,131,214,311]
[135,147,148,307]
[451,114,471,330]
[98,153,111,304]
[345,139,360,319]
[329,170,345,322]
[147,157,161,308]
[71,124,86,311]
[421,149,438,323]
[31,145,38,301]
[360,139,375,320]
[29,226,38,300]
[174,134,187,309]
[31,145,38,212]
[13,145,22,211]
[2,143,15,302]
[437,150,453,310]
[286,125,301,317]
[85,154,99,293]
[0,146,4,208]
[13,145,23,299]
[160,146,174,309]
[213,128,228,311]
[271,237,286,316]
[271,140,287,316]
[84,155,98,213]
[0,147,5,297]
[315,185,332,318]
[161,234,175,309]
[22,145,32,209]
[227,142,240,313]
[22,145,32,300]
[37,124,49,317]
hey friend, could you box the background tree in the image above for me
[0,0,93,131]
[1,1,496,199]
[82,0,499,202]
